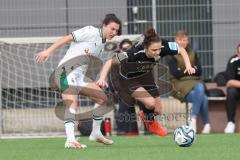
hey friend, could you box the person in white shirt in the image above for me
[35,14,122,149]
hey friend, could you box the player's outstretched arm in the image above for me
[96,59,113,88]
[35,34,73,63]
[178,47,196,75]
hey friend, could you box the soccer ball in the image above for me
[173,125,195,147]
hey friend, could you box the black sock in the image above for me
[138,102,155,122]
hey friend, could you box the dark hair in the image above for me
[102,13,122,35]
[143,28,161,48]
[119,39,132,50]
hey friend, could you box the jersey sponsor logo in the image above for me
[136,64,155,71]
[168,42,178,51]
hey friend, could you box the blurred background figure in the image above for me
[168,30,211,133]
[114,39,139,135]
[224,44,240,133]
[119,39,133,52]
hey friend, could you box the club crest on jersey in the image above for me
[84,48,90,55]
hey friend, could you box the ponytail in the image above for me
[143,28,161,48]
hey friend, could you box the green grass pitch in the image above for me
[0,134,239,160]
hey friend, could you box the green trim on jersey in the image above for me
[99,28,106,43]
[71,32,77,42]
[60,68,69,92]
[93,115,103,120]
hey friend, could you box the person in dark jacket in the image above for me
[224,43,240,133]
[168,30,211,133]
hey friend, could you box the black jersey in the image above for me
[117,39,179,78]
[226,55,240,80]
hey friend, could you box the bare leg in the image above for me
[131,87,167,136]
[132,87,156,110]
[77,83,113,144]
[61,91,87,148]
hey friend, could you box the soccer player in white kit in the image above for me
[35,14,122,149]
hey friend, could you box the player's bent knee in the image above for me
[96,95,108,105]
[145,101,156,110]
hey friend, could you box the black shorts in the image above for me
[110,57,160,106]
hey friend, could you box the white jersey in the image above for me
[57,26,105,89]
[58,25,105,67]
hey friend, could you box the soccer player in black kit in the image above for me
[97,28,195,136]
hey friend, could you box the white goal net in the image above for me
[0,35,143,137]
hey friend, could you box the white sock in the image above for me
[92,118,103,134]
[92,103,103,136]
[65,121,76,142]
[64,108,76,142]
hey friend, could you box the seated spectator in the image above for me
[224,43,240,133]
[168,30,211,133]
